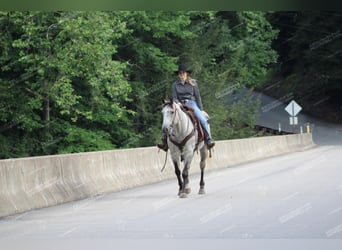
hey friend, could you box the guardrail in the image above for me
[0,133,315,218]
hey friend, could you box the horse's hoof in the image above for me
[185,187,191,194]
[198,188,205,195]
[179,193,188,198]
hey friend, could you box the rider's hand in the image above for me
[201,110,209,120]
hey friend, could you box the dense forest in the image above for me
[264,11,342,123]
[0,11,341,159]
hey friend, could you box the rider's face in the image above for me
[178,71,187,83]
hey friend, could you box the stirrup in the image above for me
[206,140,215,150]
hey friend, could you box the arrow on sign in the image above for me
[285,100,302,116]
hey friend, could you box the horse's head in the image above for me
[161,98,179,134]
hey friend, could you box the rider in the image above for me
[157,64,215,151]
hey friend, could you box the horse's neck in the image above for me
[173,108,193,137]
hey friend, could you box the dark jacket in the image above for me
[172,79,203,110]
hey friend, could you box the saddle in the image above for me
[182,105,208,144]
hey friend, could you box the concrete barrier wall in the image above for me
[0,133,315,218]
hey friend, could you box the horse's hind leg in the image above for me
[198,147,207,195]
[198,170,205,195]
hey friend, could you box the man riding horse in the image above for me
[157,64,215,151]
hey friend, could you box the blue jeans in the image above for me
[185,100,212,139]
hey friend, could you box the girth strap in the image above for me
[169,128,195,152]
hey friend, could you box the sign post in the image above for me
[285,100,302,133]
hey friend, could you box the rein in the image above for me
[160,150,168,172]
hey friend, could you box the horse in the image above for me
[161,99,208,198]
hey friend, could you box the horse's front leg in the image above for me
[172,158,182,196]
[179,152,194,198]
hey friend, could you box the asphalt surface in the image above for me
[1,145,342,240]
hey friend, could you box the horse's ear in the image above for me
[169,98,175,109]
[162,99,167,104]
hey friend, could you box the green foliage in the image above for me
[223,91,260,139]
[58,125,114,154]
[113,11,197,146]
[0,11,279,159]
[176,11,277,140]
[0,11,133,158]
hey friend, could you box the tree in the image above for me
[0,11,279,159]
[0,11,133,158]
[114,11,196,146]
[177,11,278,139]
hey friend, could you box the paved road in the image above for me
[1,145,342,242]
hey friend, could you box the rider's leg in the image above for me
[186,101,215,149]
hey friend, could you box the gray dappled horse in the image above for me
[161,99,208,198]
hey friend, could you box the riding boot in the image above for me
[206,138,215,150]
[157,133,168,152]
[202,124,215,149]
